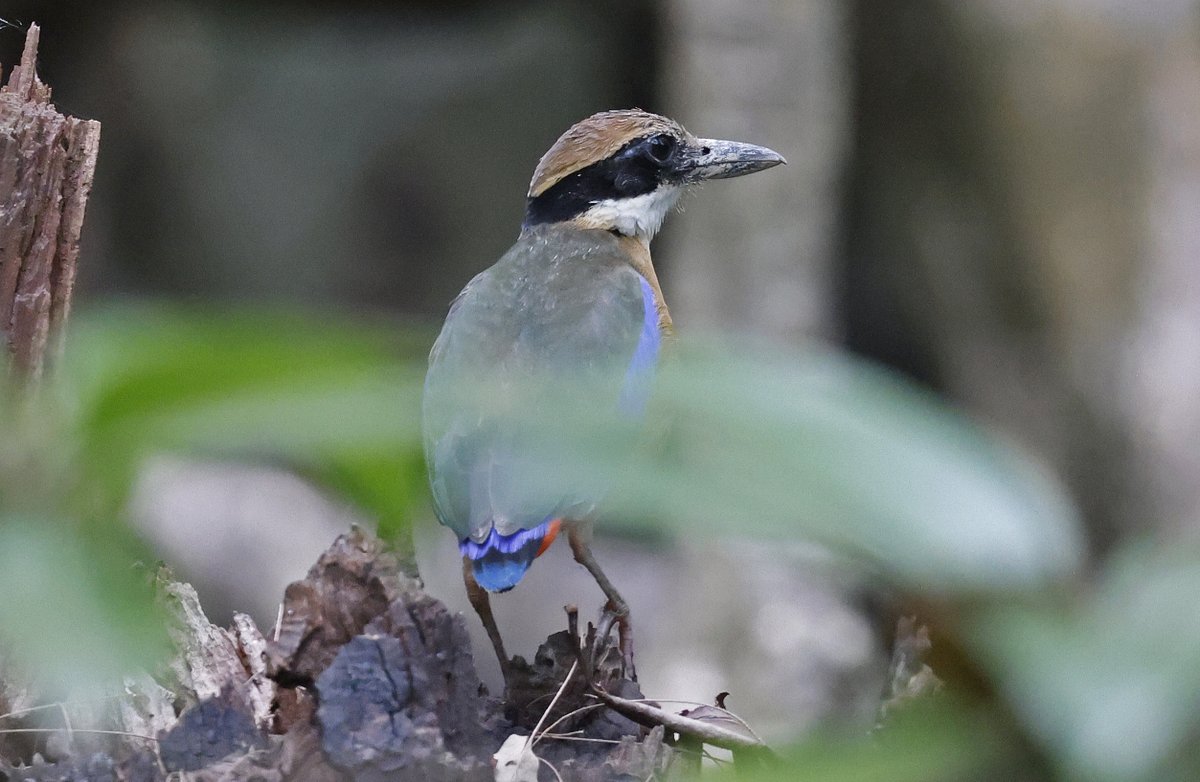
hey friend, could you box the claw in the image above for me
[590,609,617,677]
[567,525,637,680]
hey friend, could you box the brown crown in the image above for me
[528,110,691,198]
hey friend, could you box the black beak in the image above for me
[676,138,786,182]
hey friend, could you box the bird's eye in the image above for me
[645,134,675,164]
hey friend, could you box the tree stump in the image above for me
[0,23,100,380]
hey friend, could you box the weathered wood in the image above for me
[0,528,724,780]
[265,528,686,782]
[0,23,100,380]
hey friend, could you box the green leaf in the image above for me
[0,516,169,690]
[310,447,428,543]
[58,304,429,539]
[724,700,1005,782]
[58,307,1082,595]
[493,337,1084,593]
[971,544,1200,781]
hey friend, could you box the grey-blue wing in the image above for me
[422,227,651,543]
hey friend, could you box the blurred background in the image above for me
[2,1,1200,777]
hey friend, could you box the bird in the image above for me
[422,109,784,685]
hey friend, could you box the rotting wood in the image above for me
[0,528,746,780]
[0,23,101,380]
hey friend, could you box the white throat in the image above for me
[578,186,681,240]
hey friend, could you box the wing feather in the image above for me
[422,226,655,541]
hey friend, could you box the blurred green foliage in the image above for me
[971,545,1200,782]
[61,304,432,537]
[1,304,1197,780]
[725,700,1012,782]
[505,338,1083,594]
[0,304,433,692]
[0,518,170,690]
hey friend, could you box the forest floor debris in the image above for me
[0,527,777,781]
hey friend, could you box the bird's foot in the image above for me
[564,602,636,684]
[595,599,637,682]
[611,601,638,683]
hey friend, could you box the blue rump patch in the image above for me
[617,276,662,416]
[461,520,554,593]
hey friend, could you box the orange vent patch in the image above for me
[535,518,563,558]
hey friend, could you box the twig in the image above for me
[537,756,566,782]
[527,659,578,751]
[0,728,158,742]
[0,696,123,723]
[612,698,764,743]
[560,603,771,754]
[57,702,74,747]
[538,734,620,745]
[532,702,606,747]
[586,686,769,752]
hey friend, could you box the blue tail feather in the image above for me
[471,550,537,592]
[461,520,553,593]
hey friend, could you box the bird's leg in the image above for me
[462,557,512,686]
[567,524,636,681]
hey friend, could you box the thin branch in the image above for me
[605,698,764,743]
[0,728,158,742]
[587,686,770,752]
[0,694,127,723]
[532,703,606,746]
[527,659,578,751]
[537,756,565,782]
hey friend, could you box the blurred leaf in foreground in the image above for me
[724,699,1008,782]
[972,544,1200,782]
[58,304,429,536]
[59,307,1082,596]
[0,517,168,691]
[0,302,1104,775]
[483,336,1085,594]
[1,303,431,692]
[314,448,429,540]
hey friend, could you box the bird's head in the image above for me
[523,109,785,242]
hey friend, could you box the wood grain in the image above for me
[0,24,100,380]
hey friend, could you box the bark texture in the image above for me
[0,24,100,380]
[0,529,699,781]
